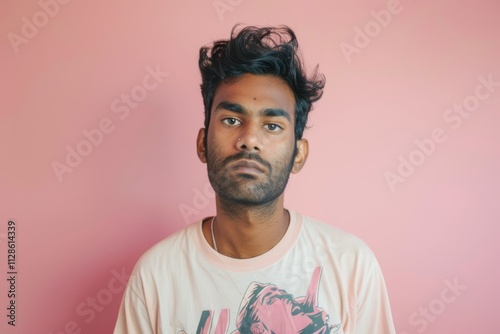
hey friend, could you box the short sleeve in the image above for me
[354,250,395,334]
[113,276,155,334]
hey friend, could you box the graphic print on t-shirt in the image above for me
[179,266,341,334]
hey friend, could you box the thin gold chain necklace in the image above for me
[210,216,218,252]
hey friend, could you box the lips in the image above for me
[230,159,266,174]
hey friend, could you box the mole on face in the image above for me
[253,97,257,100]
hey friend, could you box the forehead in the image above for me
[212,74,295,116]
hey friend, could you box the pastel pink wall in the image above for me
[1,0,499,333]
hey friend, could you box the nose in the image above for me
[237,122,262,152]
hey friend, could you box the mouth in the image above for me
[230,159,266,175]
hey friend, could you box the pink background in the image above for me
[1,0,499,333]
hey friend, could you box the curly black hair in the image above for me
[199,25,325,139]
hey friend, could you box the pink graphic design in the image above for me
[194,309,230,334]
[187,267,338,334]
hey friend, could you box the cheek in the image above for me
[206,127,219,149]
[207,126,231,150]
[272,141,296,163]
[291,314,313,329]
[206,137,228,167]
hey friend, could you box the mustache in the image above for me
[222,152,272,172]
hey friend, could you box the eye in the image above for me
[222,118,241,126]
[291,305,302,316]
[264,123,283,132]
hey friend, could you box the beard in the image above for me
[205,142,297,207]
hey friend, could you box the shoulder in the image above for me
[296,212,378,262]
[298,213,369,247]
[295,212,386,290]
[131,222,199,277]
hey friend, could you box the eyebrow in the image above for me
[214,101,292,122]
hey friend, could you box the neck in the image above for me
[209,196,289,259]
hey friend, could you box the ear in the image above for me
[291,138,309,174]
[196,128,207,163]
[250,322,266,334]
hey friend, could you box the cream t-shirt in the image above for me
[114,211,395,334]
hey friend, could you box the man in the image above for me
[233,267,334,334]
[114,25,396,334]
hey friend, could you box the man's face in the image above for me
[251,285,331,334]
[197,74,307,206]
